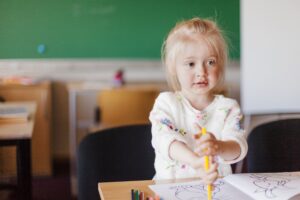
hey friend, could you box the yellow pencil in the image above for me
[202,127,212,200]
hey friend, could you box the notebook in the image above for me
[149,172,300,200]
[0,105,29,124]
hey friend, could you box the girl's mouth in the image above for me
[194,80,208,86]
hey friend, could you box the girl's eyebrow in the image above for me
[183,55,216,61]
[207,55,217,59]
[183,56,196,60]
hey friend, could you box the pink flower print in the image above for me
[196,111,208,123]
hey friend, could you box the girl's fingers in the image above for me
[194,148,217,156]
[195,134,217,148]
[193,124,215,140]
[197,141,214,149]
[192,153,218,169]
[202,163,219,184]
[207,162,218,172]
[208,146,219,155]
[194,142,219,156]
[203,171,218,185]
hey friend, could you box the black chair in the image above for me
[77,124,155,200]
[246,119,300,173]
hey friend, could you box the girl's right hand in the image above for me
[190,155,219,185]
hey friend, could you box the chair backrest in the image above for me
[97,87,159,126]
[77,124,155,200]
[247,119,300,173]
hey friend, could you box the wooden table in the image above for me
[0,102,36,200]
[98,178,198,200]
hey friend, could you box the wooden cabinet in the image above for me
[0,81,52,176]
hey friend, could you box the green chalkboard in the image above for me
[0,0,239,59]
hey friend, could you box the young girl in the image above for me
[149,18,248,184]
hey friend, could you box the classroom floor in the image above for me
[0,159,76,200]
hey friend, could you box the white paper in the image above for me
[149,179,253,200]
[224,172,300,200]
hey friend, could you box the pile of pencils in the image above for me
[131,189,161,200]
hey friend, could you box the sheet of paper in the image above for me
[149,179,253,200]
[224,172,300,200]
[0,105,28,118]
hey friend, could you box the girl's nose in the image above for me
[196,65,206,77]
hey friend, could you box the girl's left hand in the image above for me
[194,124,220,157]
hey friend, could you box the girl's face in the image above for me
[174,37,220,99]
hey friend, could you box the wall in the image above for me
[241,0,300,114]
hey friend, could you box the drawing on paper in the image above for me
[150,172,300,200]
[169,180,231,200]
[249,173,295,199]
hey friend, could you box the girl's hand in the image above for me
[190,155,219,185]
[192,124,219,184]
[194,124,220,157]
[194,133,220,156]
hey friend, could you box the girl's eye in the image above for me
[207,59,216,66]
[188,62,195,67]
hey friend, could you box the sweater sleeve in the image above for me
[220,100,248,164]
[149,93,187,162]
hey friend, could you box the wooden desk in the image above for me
[98,178,198,200]
[0,82,52,176]
[0,102,36,200]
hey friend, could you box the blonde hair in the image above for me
[161,17,228,94]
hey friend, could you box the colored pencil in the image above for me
[202,127,212,200]
[131,189,135,200]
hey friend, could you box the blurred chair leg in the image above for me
[17,139,32,200]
